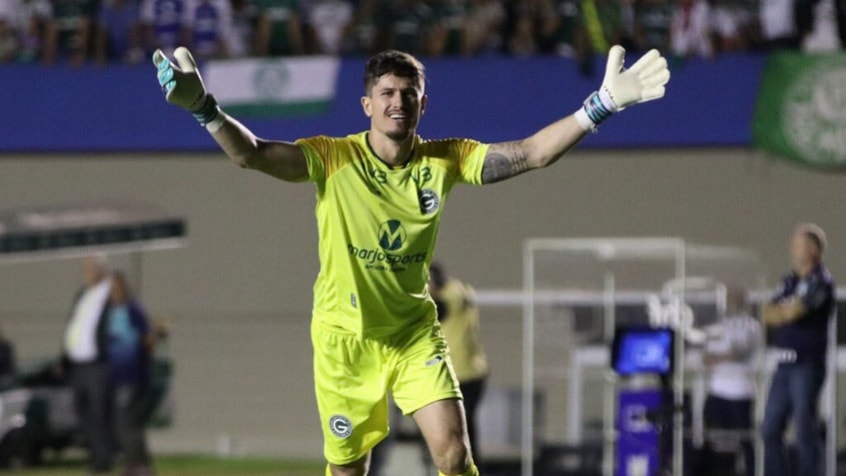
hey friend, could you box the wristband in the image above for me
[191,94,221,127]
[205,113,226,133]
[574,88,619,132]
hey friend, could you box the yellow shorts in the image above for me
[311,318,462,465]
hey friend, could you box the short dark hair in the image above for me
[363,50,425,95]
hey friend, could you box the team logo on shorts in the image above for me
[418,189,440,214]
[329,415,352,438]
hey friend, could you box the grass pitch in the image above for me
[10,454,325,475]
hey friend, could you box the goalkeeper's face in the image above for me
[361,73,427,143]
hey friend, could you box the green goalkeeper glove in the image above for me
[153,47,222,129]
[575,45,671,131]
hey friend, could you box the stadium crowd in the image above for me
[0,0,842,67]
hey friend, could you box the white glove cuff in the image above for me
[574,108,597,132]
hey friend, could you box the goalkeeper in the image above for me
[153,47,669,476]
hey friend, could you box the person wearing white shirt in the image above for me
[701,286,762,476]
[62,255,115,474]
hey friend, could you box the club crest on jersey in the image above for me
[378,219,407,251]
[419,189,440,214]
[329,415,353,438]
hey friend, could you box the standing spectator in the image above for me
[761,223,836,476]
[94,0,145,64]
[0,326,16,388]
[758,0,799,49]
[229,0,258,57]
[140,0,187,56]
[709,0,756,52]
[548,0,584,58]
[669,0,712,58]
[304,0,354,54]
[42,0,96,66]
[61,255,115,474]
[580,0,626,55]
[182,0,234,60]
[252,0,305,56]
[382,0,434,55]
[14,0,53,62]
[633,0,672,52]
[700,286,761,476]
[108,272,155,476]
[426,0,468,56]
[0,14,19,62]
[462,0,505,56]
[338,0,381,55]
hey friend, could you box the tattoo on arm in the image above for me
[481,141,530,184]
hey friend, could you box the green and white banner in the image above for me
[203,56,340,117]
[753,52,846,169]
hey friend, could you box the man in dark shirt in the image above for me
[761,223,836,476]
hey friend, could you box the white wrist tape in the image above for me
[205,114,226,133]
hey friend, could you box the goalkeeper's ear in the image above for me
[173,47,198,73]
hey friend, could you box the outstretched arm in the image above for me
[153,47,309,182]
[481,46,670,184]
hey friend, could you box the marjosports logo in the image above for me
[419,189,440,215]
[329,415,352,438]
[347,219,426,270]
[378,219,407,251]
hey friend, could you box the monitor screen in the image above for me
[611,327,674,376]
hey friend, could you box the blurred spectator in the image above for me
[338,0,381,55]
[139,0,187,57]
[580,0,627,54]
[462,0,505,56]
[383,0,434,55]
[229,0,258,57]
[709,0,757,52]
[0,11,19,63]
[669,0,712,58]
[182,0,234,60]
[758,0,799,48]
[700,286,761,476]
[304,0,353,54]
[426,0,468,56]
[61,255,115,474]
[15,0,53,62]
[0,326,16,388]
[107,271,155,476]
[761,223,835,476]
[506,11,537,55]
[429,262,489,461]
[253,0,305,56]
[633,0,672,52]
[42,0,97,66]
[547,0,584,57]
[94,0,145,64]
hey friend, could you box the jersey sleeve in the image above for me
[295,136,332,185]
[455,139,489,185]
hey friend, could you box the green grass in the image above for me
[9,454,325,475]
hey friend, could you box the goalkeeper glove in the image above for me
[153,47,223,131]
[575,45,671,131]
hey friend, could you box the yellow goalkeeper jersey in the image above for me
[296,132,489,338]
